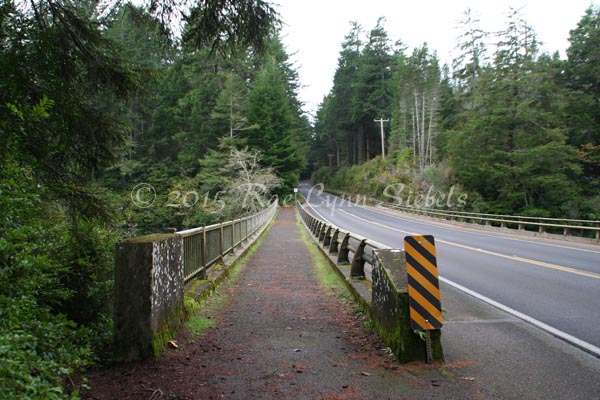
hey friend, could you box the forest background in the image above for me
[1,1,599,398]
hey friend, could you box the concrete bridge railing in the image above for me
[378,201,600,243]
[177,201,279,282]
[296,197,444,363]
[318,188,600,243]
[113,201,278,362]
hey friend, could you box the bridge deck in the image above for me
[82,207,600,399]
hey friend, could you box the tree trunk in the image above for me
[366,131,370,161]
[421,90,426,171]
[413,92,418,160]
[427,96,435,166]
[357,124,365,164]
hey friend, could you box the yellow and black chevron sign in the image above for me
[404,235,443,330]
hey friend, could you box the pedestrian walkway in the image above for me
[83,207,600,399]
[167,207,474,399]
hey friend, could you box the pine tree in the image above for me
[246,59,304,195]
[447,9,581,215]
[452,8,489,108]
[354,17,395,162]
[329,21,364,165]
[565,6,600,196]
[211,72,256,138]
[391,44,441,171]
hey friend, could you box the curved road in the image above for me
[300,183,600,353]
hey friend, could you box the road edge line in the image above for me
[439,276,600,359]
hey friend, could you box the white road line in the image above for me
[302,197,600,358]
[440,276,600,358]
[336,207,600,279]
[368,205,600,255]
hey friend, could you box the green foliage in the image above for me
[1,1,138,219]
[565,5,600,198]
[0,1,304,398]
[184,0,280,54]
[0,161,114,398]
[312,8,599,219]
[246,59,305,195]
[101,32,308,227]
[311,159,471,211]
[0,297,93,400]
[314,20,396,167]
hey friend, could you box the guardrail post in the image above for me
[314,221,321,236]
[201,226,207,278]
[319,224,327,242]
[350,239,367,279]
[220,222,224,259]
[323,226,332,247]
[338,233,351,264]
[539,225,546,235]
[329,229,340,254]
[231,219,235,249]
[240,218,248,242]
[563,227,571,237]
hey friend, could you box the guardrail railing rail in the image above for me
[297,198,389,278]
[375,201,600,242]
[177,200,278,282]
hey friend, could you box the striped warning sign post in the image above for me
[404,235,443,331]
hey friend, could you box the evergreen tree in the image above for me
[565,6,600,196]
[211,72,256,138]
[354,17,395,162]
[391,44,442,170]
[0,0,138,218]
[104,3,173,162]
[448,9,581,215]
[452,8,489,108]
[329,21,364,164]
[246,59,304,195]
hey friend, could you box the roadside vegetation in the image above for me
[310,8,600,219]
[0,1,304,397]
[2,1,600,398]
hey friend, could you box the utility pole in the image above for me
[374,118,389,160]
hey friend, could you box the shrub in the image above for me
[0,161,115,398]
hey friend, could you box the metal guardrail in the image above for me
[177,200,278,282]
[374,201,600,242]
[296,198,389,279]
[319,188,599,242]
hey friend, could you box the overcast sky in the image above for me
[274,0,597,117]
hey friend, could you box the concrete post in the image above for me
[113,234,185,362]
[371,249,443,363]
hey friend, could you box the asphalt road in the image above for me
[300,183,600,352]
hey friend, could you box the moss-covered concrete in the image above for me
[151,301,187,358]
[296,208,444,364]
[114,208,277,362]
[121,233,175,243]
[113,235,185,362]
[371,249,444,363]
